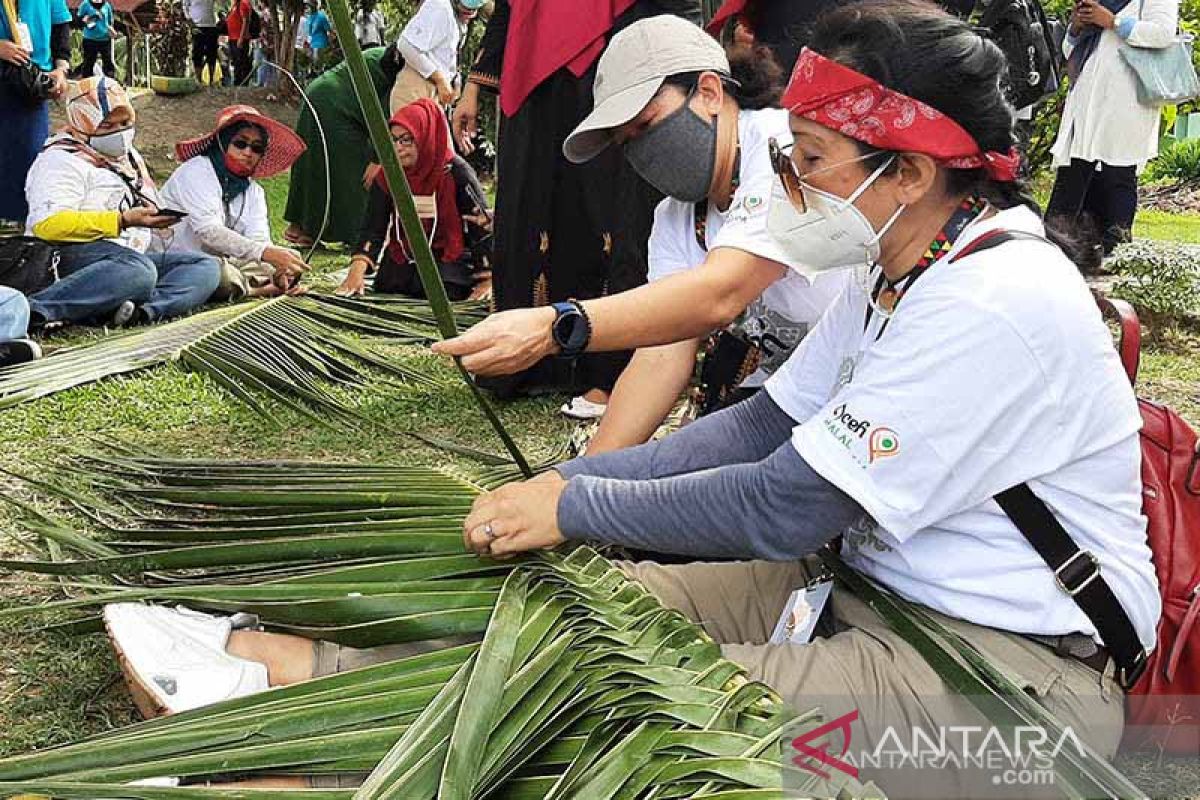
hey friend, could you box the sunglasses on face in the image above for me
[230,138,267,155]
[768,137,807,213]
[391,132,416,147]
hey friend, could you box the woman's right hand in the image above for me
[121,206,179,230]
[262,245,309,282]
[0,41,31,67]
[452,82,480,155]
[432,306,557,375]
[335,258,370,297]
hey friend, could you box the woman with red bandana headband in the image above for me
[439,1,1157,786]
[159,105,309,299]
[336,98,492,300]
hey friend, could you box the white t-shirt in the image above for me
[398,0,464,79]
[649,107,846,386]
[156,156,271,263]
[354,8,387,45]
[25,139,157,254]
[765,205,1160,651]
[188,0,216,27]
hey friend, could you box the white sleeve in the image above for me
[397,36,439,78]
[790,292,1060,542]
[237,183,272,247]
[24,151,88,229]
[1126,0,1178,48]
[708,172,796,269]
[647,199,696,283]
[763,285,854,424]
[401,1,452,63]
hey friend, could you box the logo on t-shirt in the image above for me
[868,428,899,463]
[823,405,898,470]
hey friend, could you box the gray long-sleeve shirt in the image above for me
[555,391,866,560]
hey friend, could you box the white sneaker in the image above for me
[560,395,607,420]
[103,603,269,716]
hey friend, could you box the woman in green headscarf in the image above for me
[282,44,406,247]
[158,105,310,299]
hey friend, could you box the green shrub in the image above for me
[1145,138,1200,183]
[1109,240,1200,323]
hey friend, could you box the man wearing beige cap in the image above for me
[438,15,844,447]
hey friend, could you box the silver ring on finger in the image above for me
[484,522,496,540]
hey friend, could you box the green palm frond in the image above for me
[0,548,884,800]
[0,450,1145,797]
[0,295,485,423]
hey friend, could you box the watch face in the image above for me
[553,306,587,353]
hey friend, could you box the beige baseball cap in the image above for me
[562,14,730,164]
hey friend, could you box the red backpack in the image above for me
[958,230,1200,753]
[1102,295,1200,754]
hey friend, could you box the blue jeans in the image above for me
[0,286,30,341]
[29,241,221,324]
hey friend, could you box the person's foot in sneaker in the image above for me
[110,300,137,327]
[0,338,42,368]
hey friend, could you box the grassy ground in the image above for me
[1135,209,1200,245]
[0,171,1197,797]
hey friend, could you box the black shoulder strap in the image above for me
[995,486,1148,689]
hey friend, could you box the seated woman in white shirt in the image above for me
[561,28,845,429]
[444,3,1160,773]
[158,106,309,300]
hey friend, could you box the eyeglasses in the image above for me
[769,137,892,213]
[391,132,416,147]
[230,138,267,155]
[768,137,807,213]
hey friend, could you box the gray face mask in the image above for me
[622,91,717,203]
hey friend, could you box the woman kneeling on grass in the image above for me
[557,15,846,429]
[156,105,310,300]
[99,2,1158,791]
[335,98,492,301]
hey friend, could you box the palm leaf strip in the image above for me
[323,0,532,477]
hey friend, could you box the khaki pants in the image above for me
[211,259,275,302]
[313,558,1124,794]
[389,65,438,115]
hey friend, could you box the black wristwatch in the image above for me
[550,300,591,358]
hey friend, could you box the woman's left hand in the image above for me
[1075,0,1116,29]
[463,473,568,557]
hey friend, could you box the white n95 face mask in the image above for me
[766,155,905,278]
[90,127,135,159]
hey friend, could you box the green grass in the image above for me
[1134,209,1200,244]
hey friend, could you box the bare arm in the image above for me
[433,249,786,375]
[586,340,699,456]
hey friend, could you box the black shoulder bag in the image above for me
[0,236,60,295]
[1,0,56,107]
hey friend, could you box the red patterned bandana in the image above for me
[782,48,1020,183]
